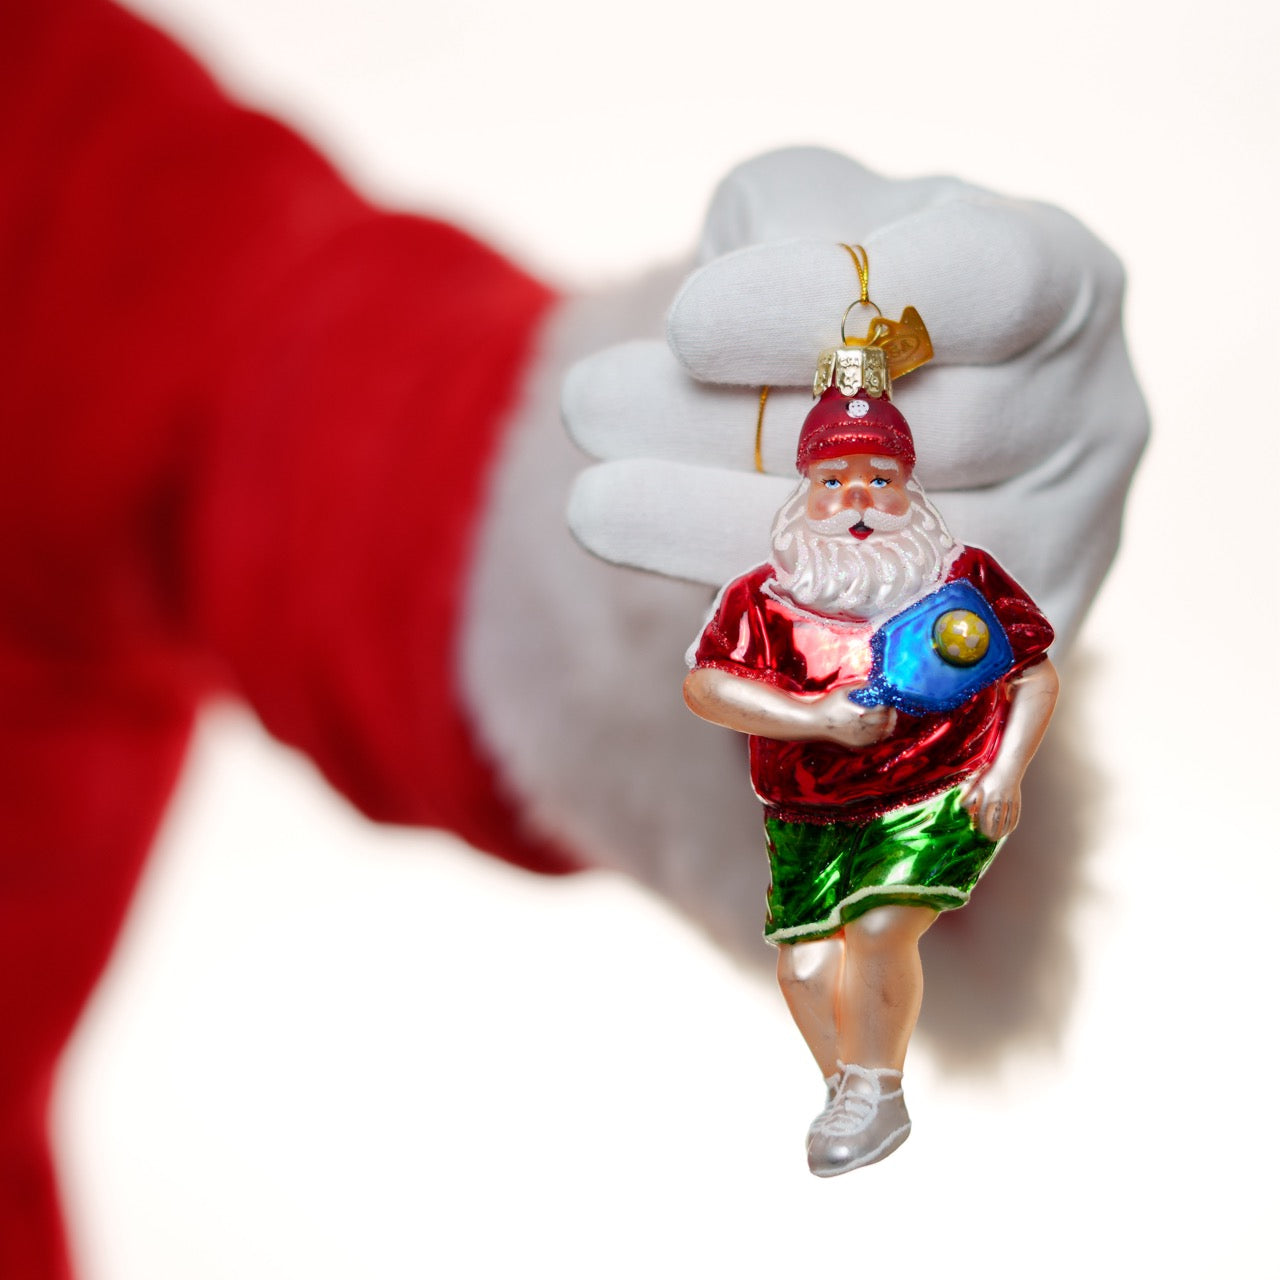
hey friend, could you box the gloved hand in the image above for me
[564,147,1149,653]
[460,148,1147,958]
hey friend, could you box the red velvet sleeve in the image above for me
[0,0,574,874]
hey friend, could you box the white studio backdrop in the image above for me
[54,1,1279,1277]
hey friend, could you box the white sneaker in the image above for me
[806,1061,911,1177]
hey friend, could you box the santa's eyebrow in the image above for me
[819,458,849,470]
[869,456,900,473]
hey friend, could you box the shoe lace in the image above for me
[812,1063,899,1136]
[814,1089,873,1135]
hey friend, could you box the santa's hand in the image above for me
[817,691,896,749]
[564,147,1148,652]
[960,766,1023,841]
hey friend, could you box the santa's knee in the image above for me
[846,905,934,954]
[776,935,839,993]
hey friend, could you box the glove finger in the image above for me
[564,329,1147,491]
[898,335,1148,491]
[567,460,793,586]
[563,340,811,475]
[697,147,973,262]
[669,198,1124,383]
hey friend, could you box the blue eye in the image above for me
[870,477,889,488]
[823,478,842,489]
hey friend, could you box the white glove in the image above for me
[460,148,1147,962]
[564,147,1149,652]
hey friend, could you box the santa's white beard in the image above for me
[768,478,956,619]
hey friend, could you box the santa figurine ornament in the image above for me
[683,248,1059,1177]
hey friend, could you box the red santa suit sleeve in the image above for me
[0,2,573,1275]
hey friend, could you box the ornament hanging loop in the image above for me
[840,297,883,347]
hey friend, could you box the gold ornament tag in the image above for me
[857,306,934,381]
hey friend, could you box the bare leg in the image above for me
[776,935,844,1078]
[838,905,938,1071]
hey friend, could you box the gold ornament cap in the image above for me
[813,345,891,400]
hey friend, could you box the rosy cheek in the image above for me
[806,489,840,519]
[875,487,911,516]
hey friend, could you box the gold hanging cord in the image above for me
[753,385,769,474]
[841,243,871,306]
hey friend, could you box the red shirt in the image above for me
[692,546,1053,822]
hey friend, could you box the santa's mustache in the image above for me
[768,477,956,619]
[805,505,912,537]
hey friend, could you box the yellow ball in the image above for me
[933,609,990,666]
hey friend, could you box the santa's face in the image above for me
[804,453,912,540]
[768,455,955,620]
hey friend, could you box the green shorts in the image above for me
[763,787,1000,945]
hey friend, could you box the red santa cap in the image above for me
[795,386,916,474]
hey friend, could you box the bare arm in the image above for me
[683,667,897,750]
[960,657,1059,840]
